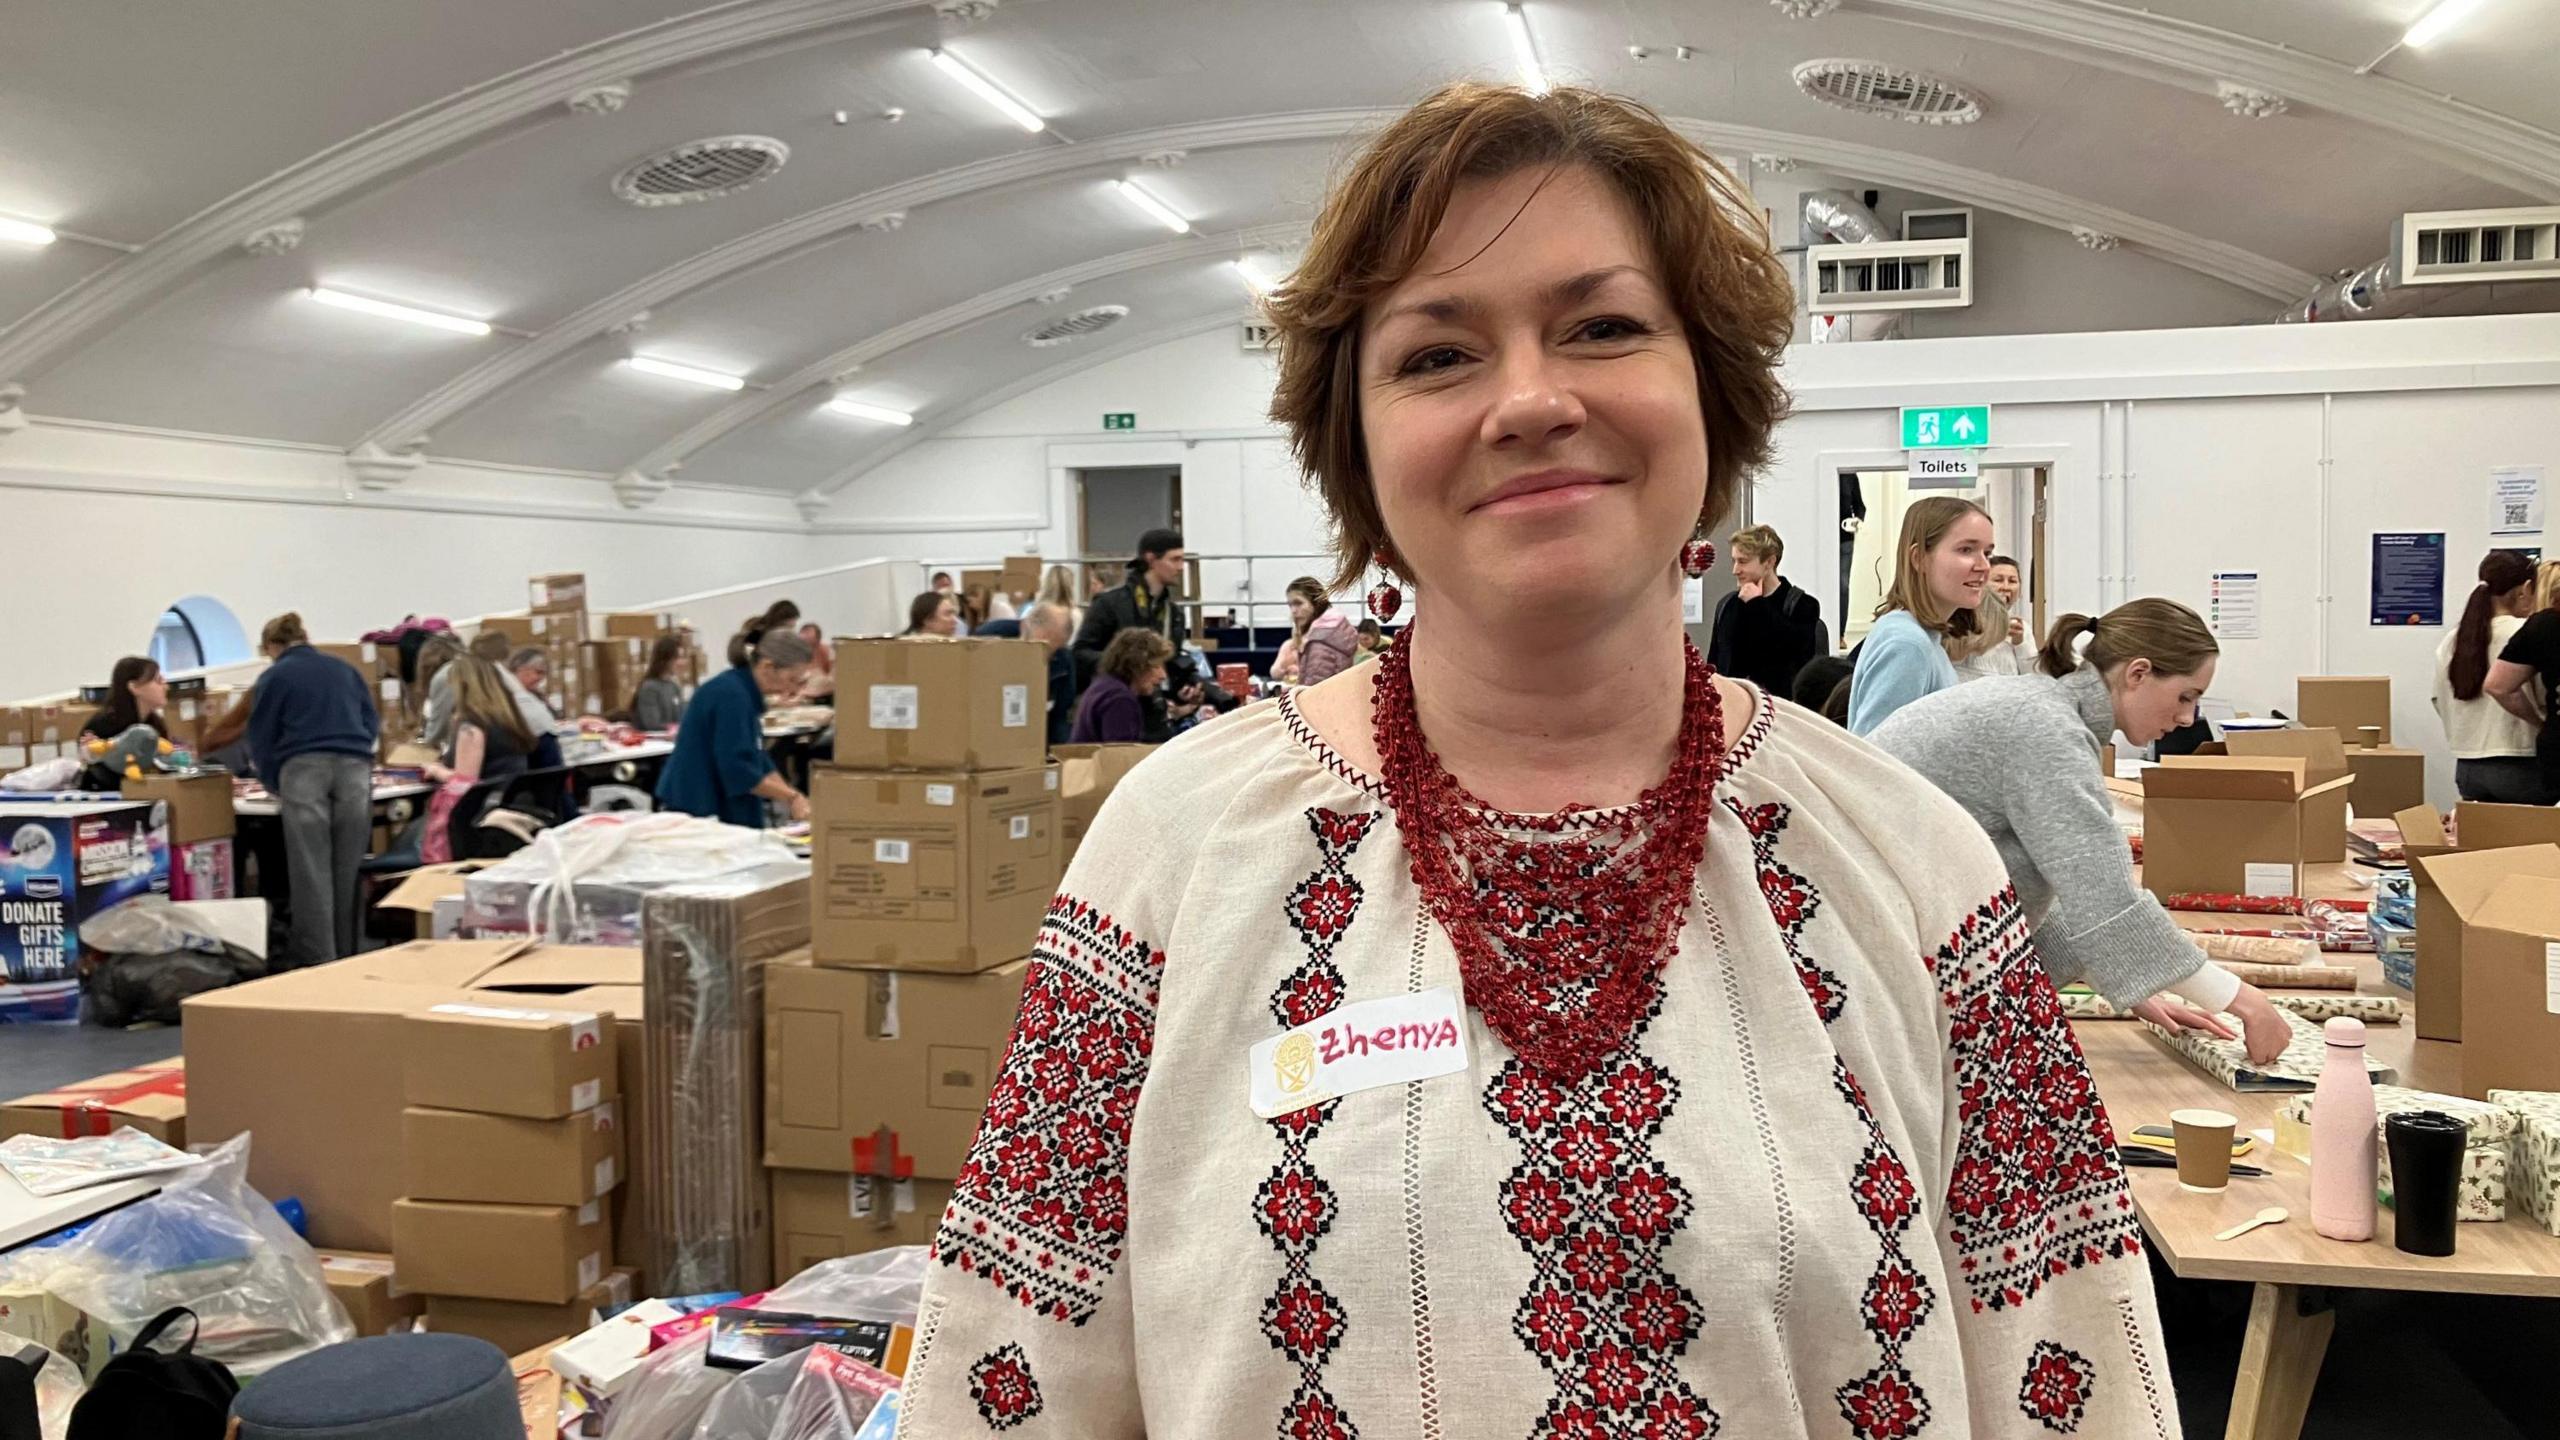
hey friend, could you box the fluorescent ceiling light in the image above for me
[0,217,57,247]
[307,286,492,336]
[2402,0,2487,48]
[1231,256,1278,293]
[827,396,915,426]
[626,355,746,390]
[929,47,1045,132]
[1113,179,1191,234]
[1505,4,1548,95]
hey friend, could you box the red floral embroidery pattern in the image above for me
[2016,1340,2096,1432]
[968,1344,1043,1431]
[935,894,1163,1325]
[1257,808,1374,1438]
[1929,889,2144,1313]
[1732,798,1935,1440]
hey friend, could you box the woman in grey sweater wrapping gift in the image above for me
[1871,597,2292,1064]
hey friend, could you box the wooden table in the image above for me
[2079,858,2560,1439]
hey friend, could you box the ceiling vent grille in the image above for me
[1024,305,1129,347]
[1792,59,1984,125]
[1806,238,1973,313]
[2392,207,2560,285]
[613,137,790,207]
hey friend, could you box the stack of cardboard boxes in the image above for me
[529,573,590,718]
[768,637,1058,1280]
[391,997,631,1349]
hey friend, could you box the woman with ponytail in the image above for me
[1871,597,2292,1064]
[2437,550,2543,802]
[656,624,814,826]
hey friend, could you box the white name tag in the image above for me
[1247,986,1470,1119]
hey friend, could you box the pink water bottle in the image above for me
[2310,1016,2377,1242]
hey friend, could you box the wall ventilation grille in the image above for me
[1239,320,1280,351]
[1024,305,1129,346]
[2393,207,2560,285]
[1806,238,1973,313]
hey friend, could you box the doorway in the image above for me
[1839,464,2048,647]
[1076,465,1183,558]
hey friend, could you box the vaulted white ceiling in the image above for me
[3,0,2553,502]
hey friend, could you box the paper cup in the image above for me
[2172,1108,2238,1193]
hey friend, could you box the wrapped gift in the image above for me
[2488,1091,2560,1237]
[2146,1007,2394,1092]
[2059,987,2127,1021]
[2280,1085,2514,1221]
[2265,994,2401,1026]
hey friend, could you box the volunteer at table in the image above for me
[629,635,689,731]
[1846,494,1992,735]
[80,656,170,739]
[655,626,812,826]
[1871,597,2291,1064]
[246,611,380,969]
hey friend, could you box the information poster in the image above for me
[2208,571,2260,639]
[2492,465,2546,538]
[2370,531,2445,627]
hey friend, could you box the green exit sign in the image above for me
[1102,412,1136,431]
[1901,405,1990,449]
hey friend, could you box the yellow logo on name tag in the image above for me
[1274,1033,1315,1096]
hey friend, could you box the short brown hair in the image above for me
[1266,83,1794,590]
[1099,628,1175,688]
[1730,524,1783,567]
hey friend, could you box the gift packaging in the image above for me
[2144,1007,2395,1093]
[2280,1084,2513,1221]
[2487,1090,2560,1237]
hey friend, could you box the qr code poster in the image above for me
[2491,465,2544,538]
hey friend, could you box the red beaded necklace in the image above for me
[1372,623,1726,1081]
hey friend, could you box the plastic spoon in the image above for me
[2216,1206,2288,1242]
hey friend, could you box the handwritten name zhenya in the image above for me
[1316,1017,1461,1065]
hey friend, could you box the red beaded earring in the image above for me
[1365,549,1404,622]
[1679,516,1716,580]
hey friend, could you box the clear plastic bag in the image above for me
[0,1127,203,1197]
[0,1339,81,1439]
[760,1248,928,1325]
[601,1331,730,1440]
[463,813,802,943]
[27,1133,352,1380]
[685,1347,805,1440]
[75,896,232,959]
[767,1347,897,1440]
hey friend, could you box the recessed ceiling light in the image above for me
[1112,179,1190,234]
[626,356,746,390]
[827,396,915,426]
[0,217,57,248]
[1505,5,1549,96]
[307,287,492,336]
[929,48,1045,133]
[2402,0,2487,48]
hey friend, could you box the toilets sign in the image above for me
[1907,451,1981,487]
[1901,405,1990,449]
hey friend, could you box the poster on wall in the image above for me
[2208,571,2260,640]
[2491,465,2546,538]
[2369,531,2446,626]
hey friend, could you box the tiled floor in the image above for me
[5,1020,2554,1435]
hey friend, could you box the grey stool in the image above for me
[229,1334,520,1440]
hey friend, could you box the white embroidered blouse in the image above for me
[897,687,2180,1440]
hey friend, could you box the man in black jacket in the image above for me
[1706,524,1830,700]
[1072,528,1189,678]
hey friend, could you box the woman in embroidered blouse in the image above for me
[898,83,2176,1440]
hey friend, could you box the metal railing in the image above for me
[922,550,1346,635]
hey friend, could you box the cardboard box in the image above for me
[601,611,678,645]
[2296,675,2391,745]
[312,642,385,680]
[811,766,1058,972]
[960,568,1003,603]
[772,1169,955,1284]
[0,799,171,1023]
[530,573,589,616]
[375,861,491,939]
[2347,746,2428,820]
[2400,804,2560,1043]
[1001,555,1044,600]
[2414,850,2560,1097]
[184,940,641,1250]
[318,1250,427,1337]
[393,1197,611,1305]
[2223,729,2351,863]
[159,688,243,760]
[0,709,29,772]
[584,638,649,719]
[0,1057,185,1148]
[120,771,236,846]
[402,998,620,1120]
[1051,744,1152,868]
[23,707,76,767]
[831,637,1048,773]
[424,1268,636,1356]
[404,1100,625,1208]
[765,956,1027,1178]
[477,614,571,651]
[2139,758,2355,901]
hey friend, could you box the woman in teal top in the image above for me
[656,626,815,827]
[1847,494,1994,735]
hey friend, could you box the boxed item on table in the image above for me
[2296,675,2392,745]
[545,1297,687,1401]
[810,765,1058,972]
[0,1057,186,1148]
[317,1250,427,1337]
[20,706,77,767]
[831,637,1048,773]
[765,954,1027,1178]
[403,1100,625,1208]
[1051,743,1152,868]
[402,999,619,1119]
[2278,1085,2513,1221]
[2222,729,2353,864]
[706,1304,912,1372]
[2411,844,2560,1094]
[423,1267,636,1356]
[2347,746,2427,818]
[635,869,809,1295]
[0,799,171,1023]
[2488,1090,2560,1236]
[772,1169,954,1284]
[460,814,804,945]
[393,1197,611,1305]
[2139,758,2355,901]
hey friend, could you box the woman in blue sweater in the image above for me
[655,626,813,827]
[245,612,380,969]
[1847,494,1994,735]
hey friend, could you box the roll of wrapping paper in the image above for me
[2196,933,2321,967]
[2165,893,2306,916]
[2187,924,2375,954]
[2217,960,2360,990]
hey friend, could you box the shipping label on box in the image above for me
[403,1000,619,1119]
[1,801,171,1022]
[811,767,1057,971]
[832,638,1047,772]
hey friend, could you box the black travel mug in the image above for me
[2385,1110,2469,1257]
